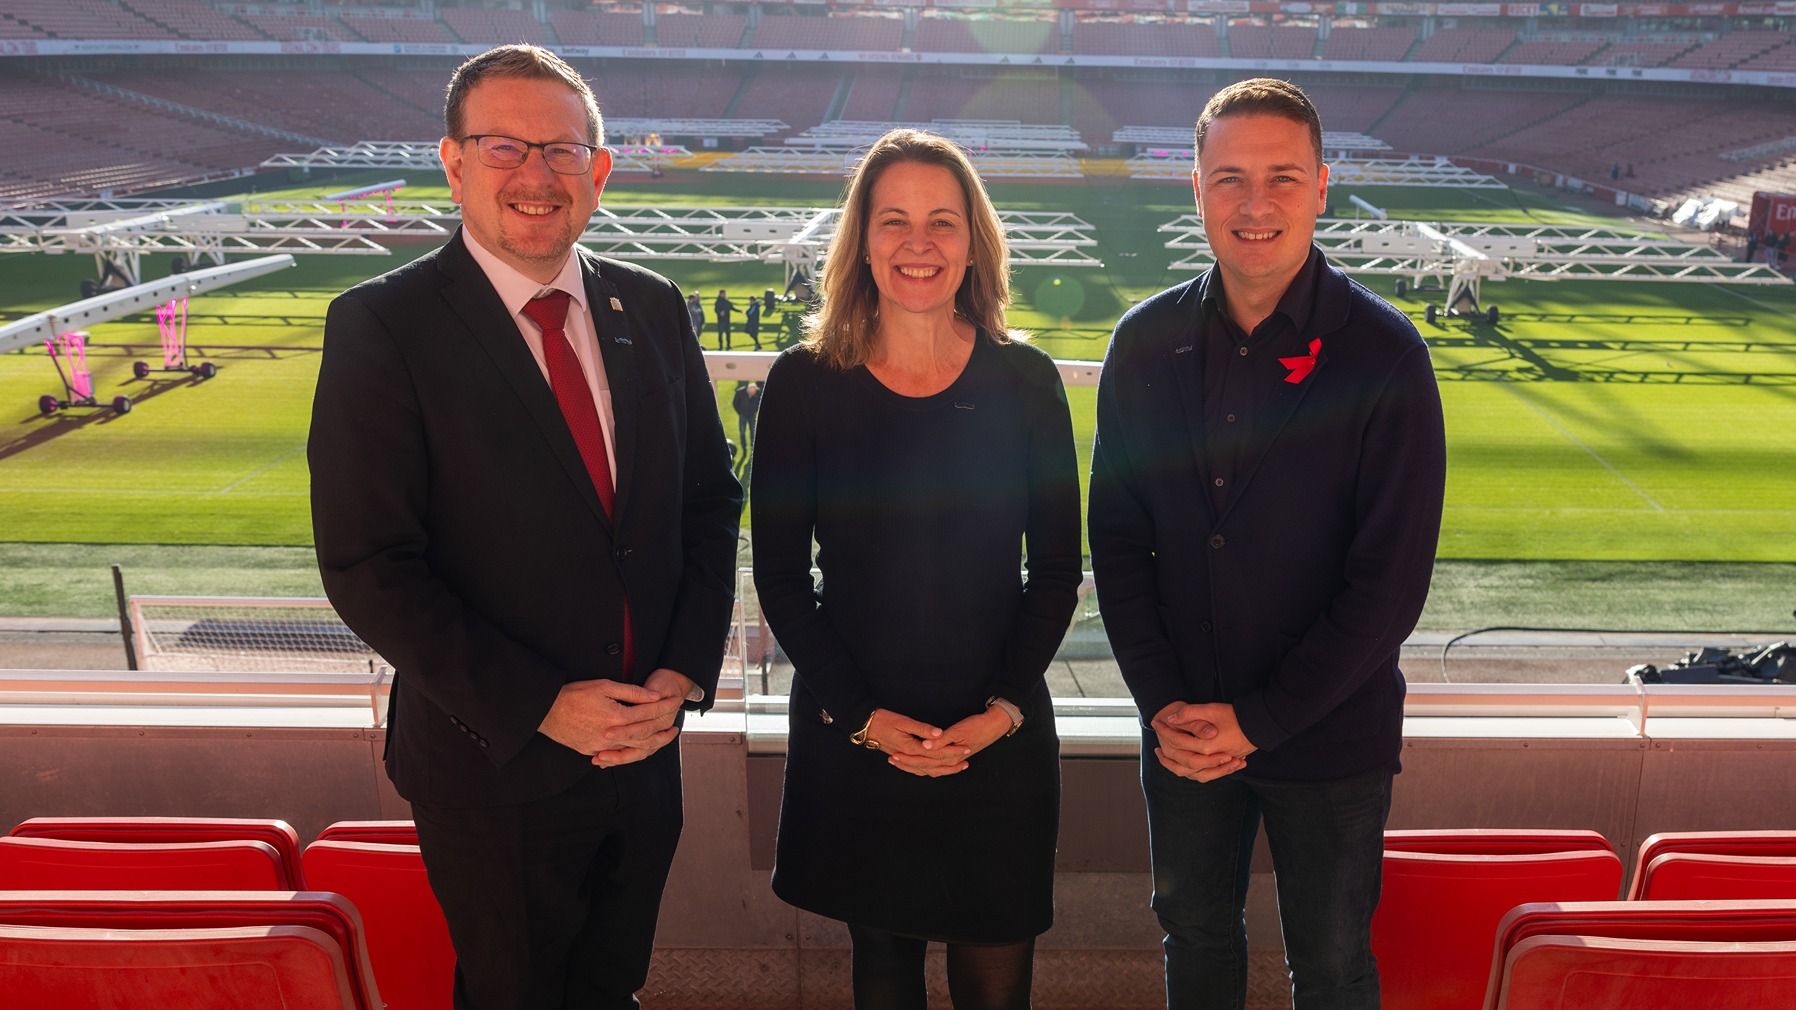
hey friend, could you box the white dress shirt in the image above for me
[462,228,618,485]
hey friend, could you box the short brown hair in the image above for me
[803,129,1023,370]
[444,44,603,145]
[1194,78,1322,164]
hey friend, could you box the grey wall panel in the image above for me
[1635,740,1796,837]
[1393,738,1644,856]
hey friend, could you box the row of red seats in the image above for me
[0,817,444,1010]
[1375,828,1796,1010]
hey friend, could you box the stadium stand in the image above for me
[302,839,454,1010]
[1670,29,1790,69]
[732,67,844,136]
[1308,84,1408,134]
[1593,39,1697,67]
[0,891,383,1010]
[0,12,47,39]
[907,74,1062,126]
[653,12,748,49]
[1227,24,1319,60]
[120,0,264,42]
[750,13,904,52]
[1070,18,1220,58]
[913,15,1060,55]
[98,69,429,141]
[549,10,646,47]
[236,11,361,43]
[10,817,305,889]
[1320,26,1417,62]
[840,70,905,123]
[1371,87,1586,156]
[1740,39,1796,72]
[594,64,744,120]
[339,13,456,45]
[1410,27,1518,63]
[441,6,552,46]
[1,0,175,40]
[1500,38,1610,65]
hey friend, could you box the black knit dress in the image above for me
[749,333,1082,943]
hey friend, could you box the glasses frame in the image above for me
[459,134,602,176]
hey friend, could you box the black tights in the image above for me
[848,923,1035,1010]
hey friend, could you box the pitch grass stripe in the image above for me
[1708,282,1796,318]
[218,444,307,494]
[1494,376,1666,512]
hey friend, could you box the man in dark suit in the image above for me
[1090,79,1445,1010]
[308,45,741,1010]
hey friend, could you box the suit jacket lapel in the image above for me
[581,251,640,525]
[434,231,610,530]
[1167,278,1218,528]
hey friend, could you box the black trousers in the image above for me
[410,745,684,1010]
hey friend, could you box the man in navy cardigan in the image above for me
[1090,79,1446,1009]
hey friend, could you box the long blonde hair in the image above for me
[803,129,1023,370]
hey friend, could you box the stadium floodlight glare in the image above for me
[0,254,296,356]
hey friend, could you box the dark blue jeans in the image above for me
[1141,733,1393,1010]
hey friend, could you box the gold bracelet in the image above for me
[848,710,879,749]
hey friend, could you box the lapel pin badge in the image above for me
[1279,338,1323,385]
[1174,343,1194,354]
[608,296,623,312]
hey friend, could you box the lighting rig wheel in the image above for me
[169,255,189,275]
[1394,279,1408,297]
[111,395,133,415]
[133,361,151,380]
[1424,304,1439,325]
[79,279,98,299]
[1486,305,1500,325]
[38,394,59,416]
[196,362,218,380]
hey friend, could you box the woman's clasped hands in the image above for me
[861,706,1014,778]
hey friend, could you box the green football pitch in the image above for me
[2,170,1794,621]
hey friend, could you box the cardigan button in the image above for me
[605,642,623,656]
[1209,534,1226,549]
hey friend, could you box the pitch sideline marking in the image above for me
[219,444,307,494]
[1494,376,1666,512]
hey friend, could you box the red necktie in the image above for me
[522,290,633,672]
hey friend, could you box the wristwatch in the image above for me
[986,696,1024,737]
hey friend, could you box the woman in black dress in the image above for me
[750,129,1082,1010]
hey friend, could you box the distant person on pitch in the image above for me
[1090,78,1445,1010]
[752,129,1081,1010]
[714,288,736,349]
[308,43,740,1010]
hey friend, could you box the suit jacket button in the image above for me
[1200,621,1213,632]
[614,546,633,561]
[1209,534,1226,549]
[606,642,623,656]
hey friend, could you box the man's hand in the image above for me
[888,706,1011,777]
[537,678,683,765]
[587,668,697,768]
[1151,701,1253,783]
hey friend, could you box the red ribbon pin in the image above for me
[1279,338,1322,385]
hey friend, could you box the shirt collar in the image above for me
[461,226,587,319]
[1199,244,1323,342]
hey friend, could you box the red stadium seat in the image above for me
[0,836,287,890]
[1628,831,1796,899]
[1384,828,1614,856]
[11,816,303,888]
[0,890,382,1010]
[0,923,360,1009]
[304,839,454,1010]
[1492,933,1796,1009]
[316,819,419,846]
[1637,853,1796,901]
[1483,899,1796,1010]
[1374,849,1623,1010]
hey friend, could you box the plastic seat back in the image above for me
[316,820,419,847]
[1375,848,1623,1010]
[1384,828,1613,856]
[0,923,359,1010]
[1494,934,1796,1010]
[1638,853,1796,901]
[304,839,454,1010]
[1629,831,1796,899]
[1484,898,1796,1010]
[0,836,287,890]
[11,817,303,889]
[0,889,382,1010]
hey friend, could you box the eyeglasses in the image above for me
[460,135,600,175]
